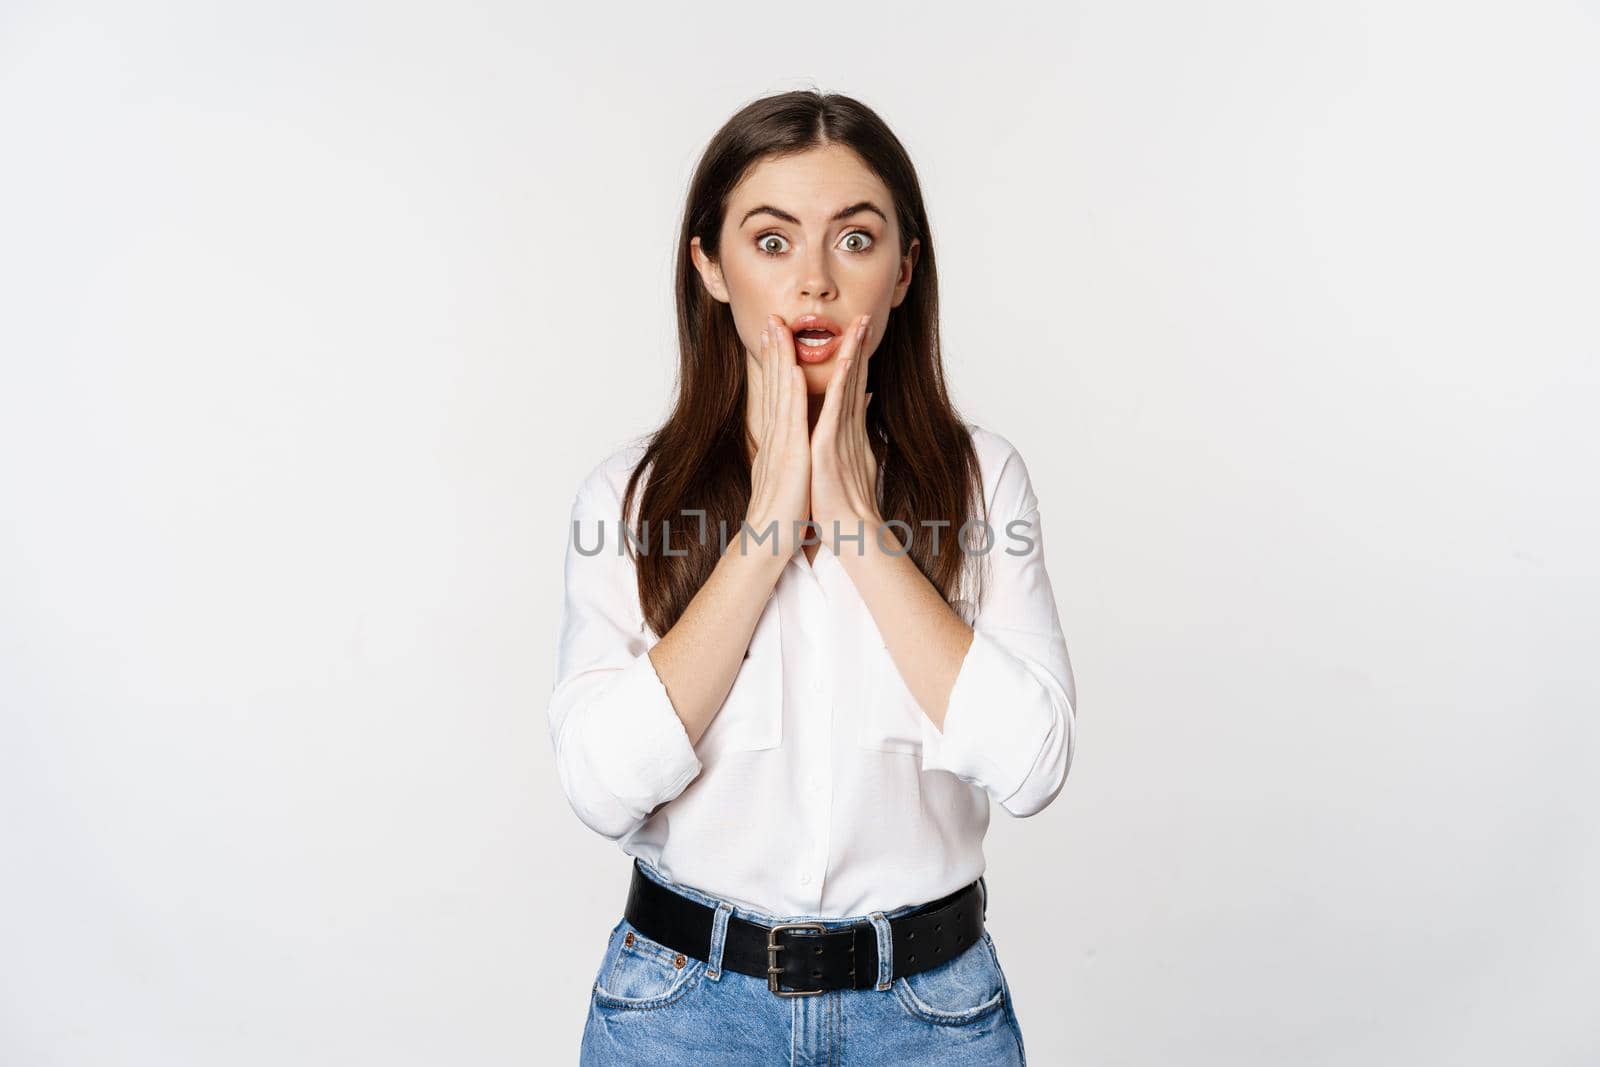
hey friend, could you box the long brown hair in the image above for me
[624,89,985,638]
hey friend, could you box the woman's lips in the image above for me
[793,332,841,364]
[787,314,846,364]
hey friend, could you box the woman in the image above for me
[549,90,1077,1065]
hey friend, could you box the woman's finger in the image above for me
[815,313,867,439]
[844,315,872,430]
[771,316,797,380]
[761,326,777,443]
[842,314,870,429]
[789,364,806,447]
[846,317,876,508]
[773,327,790,441]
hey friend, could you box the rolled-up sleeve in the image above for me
[546,471,702,841]
[920,443,1078,818]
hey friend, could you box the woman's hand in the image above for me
[809,313,880,551]
[744,315,812,564]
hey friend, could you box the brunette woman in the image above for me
[550,89,1076,1066]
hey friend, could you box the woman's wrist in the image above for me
[722,517,793,584]
[813,510,892,556]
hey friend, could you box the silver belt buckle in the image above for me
[766,921,828,997]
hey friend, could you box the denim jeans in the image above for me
[579,859,1027,1065]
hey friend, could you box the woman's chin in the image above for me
[799,360,835,390]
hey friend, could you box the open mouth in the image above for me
[792,332,840,363]
[789,316,845,363]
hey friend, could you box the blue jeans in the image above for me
[580,859,1028,1065]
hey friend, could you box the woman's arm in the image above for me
[837,439,1077,818]
[649,534,788,747]
[551,344,809,839]
[547,473,786,841]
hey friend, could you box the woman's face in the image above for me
[691,143,920,403]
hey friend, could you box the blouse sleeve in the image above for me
[545,468,703,841]
[919,441,1078,818]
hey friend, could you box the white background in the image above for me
[2,2,1596,1063]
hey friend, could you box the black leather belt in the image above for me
[622,858,988,997]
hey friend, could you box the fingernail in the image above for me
[761,329,769,345]
[861,314,872,330]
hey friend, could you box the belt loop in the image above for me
[705,901,734,981]
[866,911,893,991]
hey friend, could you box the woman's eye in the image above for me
[754,230,875,257]
[841,230,873,252]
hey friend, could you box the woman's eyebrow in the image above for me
[739,201,889,228]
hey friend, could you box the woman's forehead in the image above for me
[729,147,891,223]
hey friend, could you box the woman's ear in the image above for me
[689,236,731,304]
[890,237,921,308]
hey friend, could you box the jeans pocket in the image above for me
[892,931,1007,1026]
[591,918,706,1011]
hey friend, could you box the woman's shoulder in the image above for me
[572,435,652,520]
[959,420,1038,518]
[961,420,1020,467]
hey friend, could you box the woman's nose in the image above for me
[798,250,835,299]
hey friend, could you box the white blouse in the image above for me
[546,423,1077,919]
